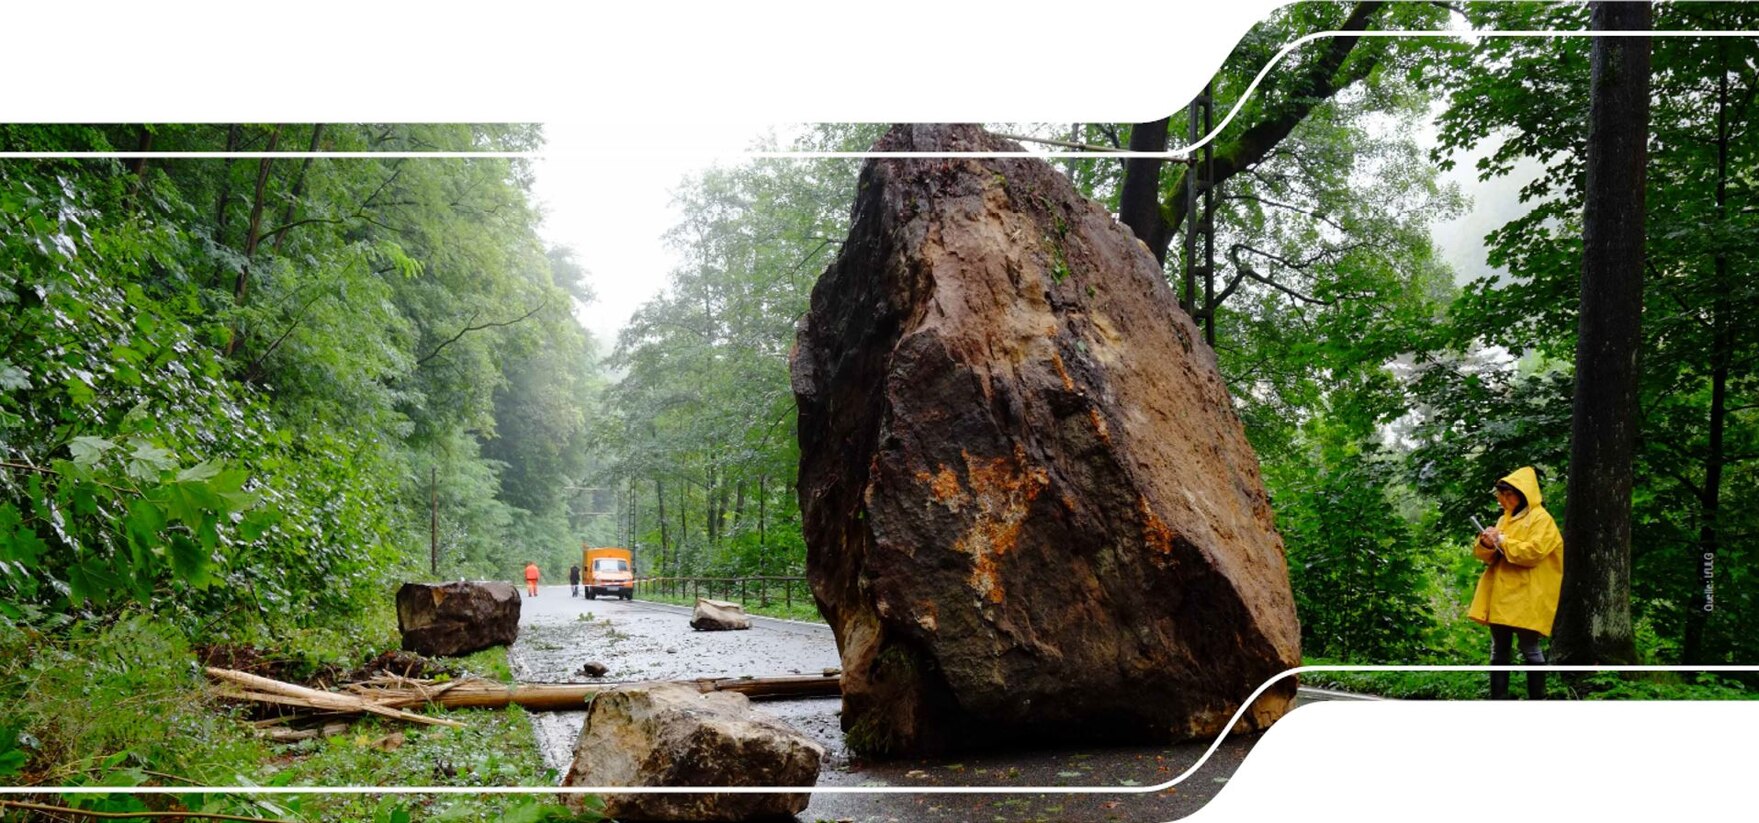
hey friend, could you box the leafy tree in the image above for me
[593,128,878,582]
[1267,419,1434,662]
[1420,2,1759,665]
[1,123,605,633]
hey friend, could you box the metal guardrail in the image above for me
[632,575,809,609]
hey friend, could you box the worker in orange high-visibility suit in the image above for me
[524,562,541,597]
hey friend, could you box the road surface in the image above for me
[506,585,1369,822]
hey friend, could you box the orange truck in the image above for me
[582,546,634,600]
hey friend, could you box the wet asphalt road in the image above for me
[505,585,1363,823]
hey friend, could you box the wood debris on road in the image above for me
[205,667,843,735]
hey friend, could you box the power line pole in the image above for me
[430,465,439,577]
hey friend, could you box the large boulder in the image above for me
[690,598,753,631]
[395,581,520,658]
[561,682,823,821]
[790,124,1300,756]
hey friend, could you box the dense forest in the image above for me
[602,1,1757,673]
[3,1,1758,820]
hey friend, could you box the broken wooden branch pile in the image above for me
[205,667,842,737]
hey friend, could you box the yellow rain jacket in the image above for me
[1467,467,1564,635]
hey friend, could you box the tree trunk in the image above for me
[1552,0,1650,667]
[655,478,670,579]
[233,673,844,717]
[430,465,439,576]
[715,475,730,546]
[226,125,284,357]
[626,476,637,552]
[706,463,720,546]
[213,125,241,251]
[127,126,153,182]
[237,125,283,290]
[1118,117,1173,263]
[732,478,746,539]
[272,124,324,256]
[1116,1,1385,267]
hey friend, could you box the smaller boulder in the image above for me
[690,598,752,631]
[578,661,610,678]
[395,582,520,658]
[562,682,824,821]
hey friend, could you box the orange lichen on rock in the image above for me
[917,465,969,511]
[1088,407,1112,444]
[955,446,1051,603]
[1139,495,1176,559]
[1049,351,1076,392]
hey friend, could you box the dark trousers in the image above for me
[1489,623,1548,700]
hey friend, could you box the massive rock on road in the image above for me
[791,124,1300,756]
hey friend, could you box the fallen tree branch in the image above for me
[208,667,843,722]
[205,667,464,728]
[0,800,281,823]
[360,673,842,711]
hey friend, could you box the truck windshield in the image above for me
[593,559,628,572]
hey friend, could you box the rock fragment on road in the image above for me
[562,681,823,821]
[395,581,521,658]
[690,598,753,631]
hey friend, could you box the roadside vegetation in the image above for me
[0,123,606,819]
[0,608,587,821]
[1301,662,1759,702]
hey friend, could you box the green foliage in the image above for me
[1269,422,1437,662]
[0,123,606,630]
[593,128,869,590]
[1577,671,1757,701]
[0,614,281,816]
[0,156,387,629]
[1299,662,1489,701]
[1,123,606,815]
[0,603,598,821]
[1302,662,1757,702]
[1419,2,1759,666]
[264,708,579,822]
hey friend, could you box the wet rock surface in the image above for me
[395,581,520,658]
[792,124,1301,756]
[561,682,823,821]
[691,598,753,631]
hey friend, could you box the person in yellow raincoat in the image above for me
[1467,466,1563,699]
